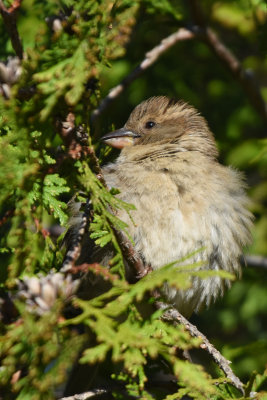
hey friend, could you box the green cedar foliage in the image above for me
[0,1,266,399]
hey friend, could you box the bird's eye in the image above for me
[145,121,156,129]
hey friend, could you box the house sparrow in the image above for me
[74,96,253,317]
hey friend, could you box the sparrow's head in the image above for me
[102,96,218,159]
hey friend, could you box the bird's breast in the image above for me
[103,161,208,269]
[102,157,252,315]
[103,156,251,272]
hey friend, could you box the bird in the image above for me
[71,96,253,318]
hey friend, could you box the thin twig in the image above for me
[244,254,267,270]
[158,302,245,395]
[91,28,195,121]
[188,0,267,121]
[0,0,23,60]
[113,229,151,279]
[93,5,266,123]
[59,388,109,400]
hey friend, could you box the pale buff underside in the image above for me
[103,149,252,317]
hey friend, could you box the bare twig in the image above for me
[93,3,266,123]
[59,388,109,400]
[188,0,267,121]
[113,229,151,279]
[91,28,195,121]
[244,254,267,270]
[158,302,245,395]
[0,0,23,60]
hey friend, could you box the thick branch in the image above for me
[91,28,195,120]
[158,302,245,395]
[0,0,23,59]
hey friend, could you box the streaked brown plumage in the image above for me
[72,96,253,317]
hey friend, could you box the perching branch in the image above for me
[159,302,245,395]
[113,229,152,279]
[62,115,262,397]
[62,194,148,279]
[0,0,23,60]
[62,140,246,395]
[91,27,195,121]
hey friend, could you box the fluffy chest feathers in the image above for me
[103,151,252,315]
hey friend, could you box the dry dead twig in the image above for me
[91,28,195,121]
[159,302,245,395]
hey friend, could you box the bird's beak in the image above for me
[101,128,141,149]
